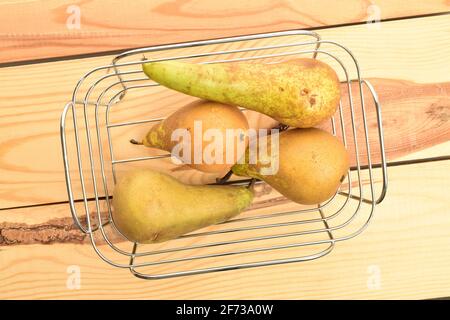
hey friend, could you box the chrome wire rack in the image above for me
[60,30,388,279]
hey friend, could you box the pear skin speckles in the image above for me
[143,58,341,128]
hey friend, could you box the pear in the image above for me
[232,128,349,205]
[112,169,253,243]
[140,100,249,174]
[143,58,340,128]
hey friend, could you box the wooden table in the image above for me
[0,1,449,299]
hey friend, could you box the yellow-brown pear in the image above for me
[232,128,349,205]
[140,100,249,174]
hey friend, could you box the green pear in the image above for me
[142,58,340,128]
[112,169,253,243]
[232,128,349,205]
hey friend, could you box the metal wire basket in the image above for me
[60,30,388,279]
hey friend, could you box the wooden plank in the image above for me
[0,15,449,209]
[1,0,449,63]
[1,160,449,299]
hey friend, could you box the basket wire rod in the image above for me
[332,80,387,241]
[114,30,321,63]
[362,79,388,204]
[128,242,138,274]
[330,115,337,136]
[129,241,334,280]
[107,117,166,128]
[104,219,335,261]
[336,79,386,204]
[338,100,348,148]
[112,154,171,164]
[75,101,111,107]
[318,207,335,242]
[129,237,335,268]
[175,212,342,239]
[60,102,90,233]
[134,231,334,258]
[73,69,142,106]
[61,102,94,233]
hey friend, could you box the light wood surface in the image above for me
[1,160,450,299]
[1,3,449,300]
[1,0,449,63]
[1,15,449,209]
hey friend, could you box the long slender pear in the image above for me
[143,58,341,128]
[113,169,253,243]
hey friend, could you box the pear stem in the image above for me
[216,170,233,184]
[129,139,143,145]
[274,123,290,132]
[247,178,256,190]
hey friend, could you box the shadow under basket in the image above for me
[60,30,388,279]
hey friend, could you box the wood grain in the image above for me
[1,0,449,63]
[0,15,449,209]
[1,160,449,299]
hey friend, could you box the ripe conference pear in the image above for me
[232,128,349,205]
[142,58,341,128]
[140,100,249,173]
[112,169,253,243]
